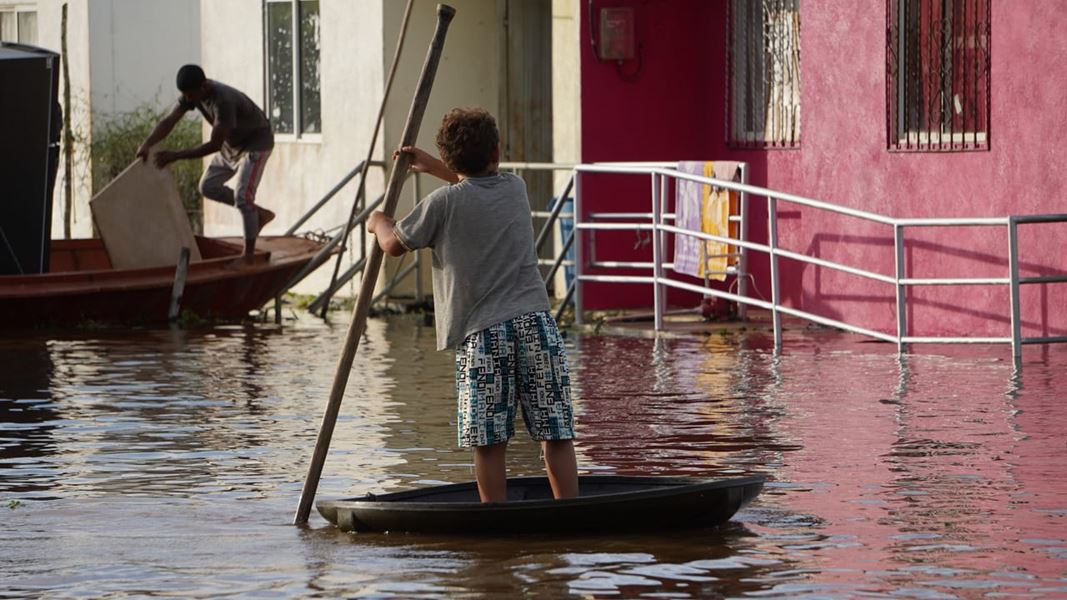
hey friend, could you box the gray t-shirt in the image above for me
[177,80,274,160]
[394,172,551,351]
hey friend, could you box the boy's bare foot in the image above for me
[256,207,276,235]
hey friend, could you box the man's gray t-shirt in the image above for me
[393,172,550,351]
[177,80,274,160]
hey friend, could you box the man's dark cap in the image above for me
[176,64,206,92]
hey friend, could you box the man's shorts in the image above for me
[455,311,576,448]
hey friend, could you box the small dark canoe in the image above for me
[317,475,764,534]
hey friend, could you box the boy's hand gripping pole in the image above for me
[295,3,457,526]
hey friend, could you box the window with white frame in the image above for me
[728,0,801,148]
[0,7,37,45]
[887,0,989,151]
[264,0,320,136]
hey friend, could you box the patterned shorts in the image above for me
[455,311,576,448]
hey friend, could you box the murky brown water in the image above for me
[2,315,1066,598]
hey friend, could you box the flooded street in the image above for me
[2,315,1066,598]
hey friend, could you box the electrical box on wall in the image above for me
[598,7,635,60]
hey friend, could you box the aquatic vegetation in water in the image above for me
[7,500,22,510]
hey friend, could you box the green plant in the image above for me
[91,106,204,233]
[286,292,317,311]
[7,500,22,510]
[176,308,208,329]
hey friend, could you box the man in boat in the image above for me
[367,108,579,503]
[135,64,275,265]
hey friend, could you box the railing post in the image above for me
[767,196,782,351]
[573,170,584,325]
[652,173,664,331]
[737,163,749,320]
[660,173,669,276]
[894,224,907,353]
[1008,217,1022,361]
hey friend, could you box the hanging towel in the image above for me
[673,161,740,281]
[673,161,706,278]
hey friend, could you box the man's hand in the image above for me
[153,150,179,168]
[135,144,151,163]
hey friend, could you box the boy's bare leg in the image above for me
[543,439,578,499]
[473,441,508,502]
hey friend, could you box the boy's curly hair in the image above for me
[435,108,499,176]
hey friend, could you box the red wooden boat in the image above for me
[0,235,326,327]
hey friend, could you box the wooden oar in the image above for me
[294,3,457,526]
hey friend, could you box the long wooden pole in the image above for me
[294,3,457,525]
[320,0,415,318]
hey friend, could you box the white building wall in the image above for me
[382,0,501,299]
[201,0,387,296]
[33,0,92,238]
[87,0,200,116]
[552,0,579,184]
[198,0,262,242]
[31,0,199,239]
[200,0,503,298]
[550,0,580,298]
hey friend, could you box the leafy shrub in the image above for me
[91,106,204,233]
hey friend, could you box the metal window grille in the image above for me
[887,0,990,151]
[727,0,801,149]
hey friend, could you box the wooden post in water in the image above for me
[61,3,73,239]
[294,3,457,525]
[168,246,190,322]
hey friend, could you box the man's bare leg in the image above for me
[473,441,508,502]
[232,207,275,266]
[241,238,257,264]
[543,439,578,499]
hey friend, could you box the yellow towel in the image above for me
[698,162,737,281]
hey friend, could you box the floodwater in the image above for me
[1,314,1065,599]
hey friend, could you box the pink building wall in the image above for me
[579,0,1067,340]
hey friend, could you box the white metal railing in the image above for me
[498,161,744,324]
[561,163,1067,360]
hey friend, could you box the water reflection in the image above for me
[571,332,793,477]
[0,338,58,497]
[299,522,789,598]
[1,317,1065,598]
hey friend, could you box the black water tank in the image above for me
[0,42,61,275]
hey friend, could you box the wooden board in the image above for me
[89,156,202,269]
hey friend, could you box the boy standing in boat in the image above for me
[367,107,579,503]
[136,64,275,265]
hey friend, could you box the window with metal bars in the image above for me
[727,0,801,149]
[264,0,321,137]
[887,0,990,151]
